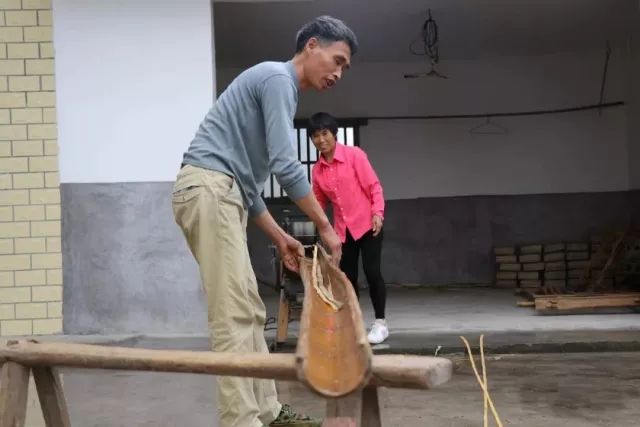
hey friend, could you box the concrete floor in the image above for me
[264,286,640,354]
[20,352,640,426]
[9,286,640,426]
[16,286,640,353]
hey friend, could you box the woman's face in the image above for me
[310,129,337,156]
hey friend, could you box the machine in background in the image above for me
[269,211,319,351]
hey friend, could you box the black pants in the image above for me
[340,228,386,319]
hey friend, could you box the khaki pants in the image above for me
[172,165,281,427]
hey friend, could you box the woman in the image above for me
[308,112,389,344]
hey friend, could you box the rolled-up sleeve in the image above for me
[353,147,385,218]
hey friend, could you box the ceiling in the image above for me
[213,0,638,67]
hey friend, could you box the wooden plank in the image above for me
[276,289,290,344]
[519,254,541,263]
[523,263,545,271]
[499,263,521,272]
[0,361,30,427]
[544,243,565,253]
[520,244,542,254]
[535,293,640,311]
[495,255,517,263]
[546,262,566,271]
[324,393,360,427]
[494,247,515,256]
[517,300,535,308]
[566,242,589,252]
[566,252,589,261]
[517,271,539,280]
[544,252,565,262]
[0,341,452,391]
[33,367,71,427]
[361,387,382,427]
[545,271,566,280]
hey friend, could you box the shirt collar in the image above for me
[285,60,300,92]
[319,142,345,166]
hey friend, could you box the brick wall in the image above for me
[0,0,61,336]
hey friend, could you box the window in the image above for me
[263,120,364,199]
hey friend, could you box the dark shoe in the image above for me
[266,404,322,426]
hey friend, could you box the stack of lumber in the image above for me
[494,241,591,292]
[494,246,519,289]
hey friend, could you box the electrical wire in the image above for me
[363,101,624,122]
[410,9,440,64]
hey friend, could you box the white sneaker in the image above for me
[367,319,389,344]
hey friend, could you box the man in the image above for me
[172,15,358,427]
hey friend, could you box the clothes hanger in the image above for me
[469,117,508,135]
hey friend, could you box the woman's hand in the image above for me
[372,215,384,237]
[318,223,342,266]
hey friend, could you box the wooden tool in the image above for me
[296,245,372,398]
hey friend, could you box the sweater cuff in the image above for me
[284,177,311,201]
[248,195,267,218]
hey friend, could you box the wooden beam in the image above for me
[276,289,289,344]
[0,362,31,427]
[33,367,71,427]
[324,393,360,427]
[360,387,382,427]
[0,341,452,391]
[535,292,640,311]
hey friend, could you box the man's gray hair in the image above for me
[295,15,359,56]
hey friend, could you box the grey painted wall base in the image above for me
[62,183,207,335]
[251,191,636,286]
[62,183,639,334]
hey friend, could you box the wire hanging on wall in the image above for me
[598,40,612,116]
[410,9,439,60]
[404,9,448,79]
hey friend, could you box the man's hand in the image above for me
[372,214,383,237]
[252,210,305,272]
[277,233,304,272]
[318,223,342,265]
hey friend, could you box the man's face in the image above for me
[304,38,352,91]
[310,129,337,155]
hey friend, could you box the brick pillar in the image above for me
[0,0,61,336]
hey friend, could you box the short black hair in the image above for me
[295,15,358,56]
[308,112,338,137]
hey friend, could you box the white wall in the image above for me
[363,111,627,199]
[53,0,214,183]
[218,49,630,199]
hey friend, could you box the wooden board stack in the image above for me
[565,242,590,289]
[494,241,592,292]
[543,243,566,291]
[519,245,543,291]
[494,246,519,288]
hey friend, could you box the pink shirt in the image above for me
[312,143,385,243]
